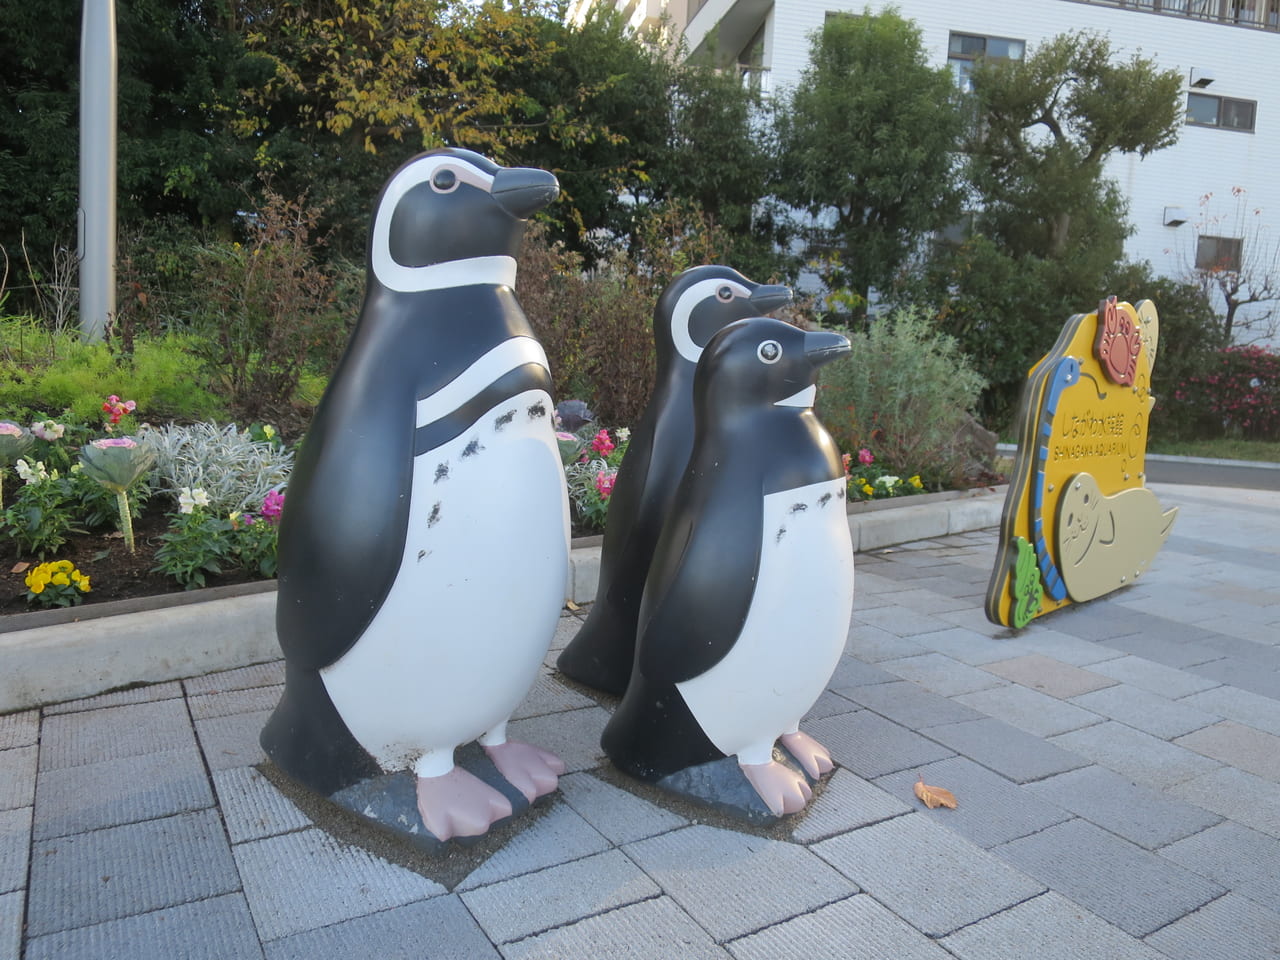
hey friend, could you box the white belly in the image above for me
[676,478,854,765]
[322,354,570,776]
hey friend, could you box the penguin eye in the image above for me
[716,285,734,302]
[757,340,782,364]
[431,168,459,193]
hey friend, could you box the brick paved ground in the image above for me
[4,482,1279,959]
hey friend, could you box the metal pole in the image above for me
[78,0,117,343]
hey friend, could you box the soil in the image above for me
[0,504,265,617]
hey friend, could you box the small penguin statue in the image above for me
[261,148,569,845]
[557,268,791,695]
[601,317,854,818]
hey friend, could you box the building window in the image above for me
[947,33,1025,92]
[1187,93,1257,131]
[1196,235,1243,272]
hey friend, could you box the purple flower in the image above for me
[92,437,139,449]
[260,489,285,523]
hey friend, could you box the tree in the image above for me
[774,7,964,313]
[920,31,1183,425]
[1187,189,1280,344]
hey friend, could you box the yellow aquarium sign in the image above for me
[986,297,1179,628]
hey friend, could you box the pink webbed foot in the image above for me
[416,767,513,842]
[740,760,814,817]
[483,740,566,804]
[780,730,834,781]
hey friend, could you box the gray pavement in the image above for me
[4,481,1280,959]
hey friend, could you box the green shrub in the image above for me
[1172,345,1280,441]
[144,421,294,515]
[817,308,987,486]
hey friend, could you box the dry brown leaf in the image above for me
[914,777,958,810]
[11,562,30,574]
[565,600,580,611]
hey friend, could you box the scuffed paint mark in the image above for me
[837,486,846,500]
[417,549,430,562]
[818,493,833,508]
[494,409,517,430]
[776,526,787,544]
[527,400,547,420]
[790,503,808,514]
[427,503,442,527]
[434,462,449,483]
[462,438,483,458]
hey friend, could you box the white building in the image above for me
[661,0,1279,334]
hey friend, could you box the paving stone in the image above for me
[500,895,730,959]
[1048,605,1152,641]
[1024,766,1220,849]
[1068,685,1218,739]
[840,680,985,729]
[1145,893,1280,960]
[1011,628,1124,667]
[1179,685,1280,737]
[826,656,898,691]
[0,710,38,747]
[1050,721,1221,790]
[1170,767,1280,839]
[195,709,272,772]
[184,660,286,696]
[624,824,855,941]
[939,891,1168,960]
[726,893,952,960]
[872,587,971,616]
[39,699,197,771]
[511,670,596,721]
[1175,720,1280,781]
[982,655,1117,699]
[812,815,1044,938]
[233,827,444,942]
[933,607,1019,640]
[548,613,582,652]
[42,682,185,716]
[1089,655,1221,699]
[213,766,311,844]
[1103,633,1224,669]
[0,808,30,895]
[459,802,611,891]
[790,768,912,844]
[994,818,1224,937]
[880,653,1004,697]
[844,623,927,662]
[876,756,1072,848]
[265,895,499,960]
[188,685,284,721]
[1187,658,1280,698]
[461,849,659,943]
[849,604,955,638]
[26,809,240,936]
[507,706,609,774]
[802,689,859,722]
[24,893,265,960]
[0,747,35,811]
[921,717,1087,784]
[1160,822,1280,909]
[802,711,952,780]
[0,892,21,960]
[34,747,213,839]
[911,626,1030,665]
[1202,614,1280,645]
[953,684,1101,738]
[556,773,686,846]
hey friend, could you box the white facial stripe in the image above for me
[775,384,816,408]
[416,336,549,427]
[371,156,514,292]
[671,278,752,364]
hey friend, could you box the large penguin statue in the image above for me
[556,268,791,694]
[260,148,569,845]
[601,317,854,818]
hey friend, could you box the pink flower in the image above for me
[260,489,285,523]
[595,470,617,499]
[858,448,875,465]
[591,429,615,457]
[0,422,24,438]
[841,452,852,476]
[92,437,139,449]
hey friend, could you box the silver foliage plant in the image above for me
[142,422,293,515]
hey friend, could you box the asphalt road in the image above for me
[1146,453,1280,490]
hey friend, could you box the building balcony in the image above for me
[1063,0,1279,31]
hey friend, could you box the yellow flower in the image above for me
[28,579,45,594]
[909,475,923,489]
[50,572,69,586]
[861,483,875,496]
[77,576,91,593]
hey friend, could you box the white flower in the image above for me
[15,459,49,484]
[876,475,900,489]
[177,486,210,514]
[616,428,631,444]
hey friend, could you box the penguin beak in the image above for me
[749,284,793,314]
[492,167,560,219]
[804,330,851,369]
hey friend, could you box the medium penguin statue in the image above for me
[601,317,854,818]
[260,148,569,845]
[556,268,791,695]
